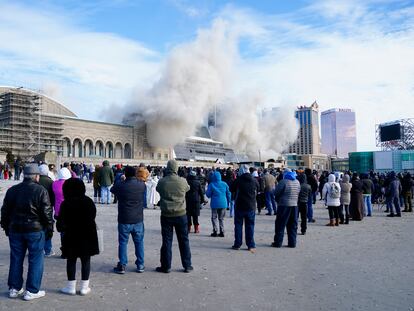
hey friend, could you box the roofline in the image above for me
[0,85,78,118]
[63,116,133,128]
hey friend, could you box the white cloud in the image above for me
[0,2,161,118]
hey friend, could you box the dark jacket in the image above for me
[186,175,204,217]
[39,175,55,208]
[350,178,364,220]
[99,161,114,187]
[402,174,413,194]
[1,179,53,234]
[111,177,146,224]
[386,175,402,199]
[156,160,190,217]
[56,178,99,258]
[305,169,318,193]
[230,173,259,212]
[297,174,312,203]
[361,177,374,195]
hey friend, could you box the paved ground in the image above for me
[0,179,413,311]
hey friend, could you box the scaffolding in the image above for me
[0,89,64,159]
[376,118,414,151]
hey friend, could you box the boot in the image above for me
[335,218,339,226]
[345,216,349,224]
[325,220,335,227]
[80,280,91,296]
[188,225,192,233]
[194,225,200,234]
[61,280,76,295]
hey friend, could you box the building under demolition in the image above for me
[0,87,239,165]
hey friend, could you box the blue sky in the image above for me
[1,0,414,152]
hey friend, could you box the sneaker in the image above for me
[113,263,126,274]
[218,232,224,237]
[9,288,24,298]
[155,267,171,273]
[231,245,240,250]
[183,266,194,273]
[23,290,46,301]
[44,251,55,257]
[136,266,145,273]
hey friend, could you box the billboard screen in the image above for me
[380,123,401,142]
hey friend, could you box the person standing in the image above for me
[110,166,146,274]
[264,170,277,216]
[339,174,352,224]
[322,174,342,226]
[349,173,365,221]
[272,169,300,248]
[297,173,311,235]
[402,173,413,212]
[206,171,231,237]
[99,160,114,205]
[386,172,402,217]
[186,170,204,234]
[156,160,192,273]
[230,165,259,253]
[57,178,99,295]
[1,164,53,300]
[38,164,56,257]
[305,168,317,222]
[361,174,374,217]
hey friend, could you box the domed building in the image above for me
[0,87,171,163]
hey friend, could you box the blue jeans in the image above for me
[265,190,277,214]
[233,209,256,249]
[118,222,144,269]
[160,215,192,270]
[364,195,372,216]
[44,237,52,255]
[101,186,111,204]
[274,205,298,247]
[229,200,235,217]
[8,231,45,293]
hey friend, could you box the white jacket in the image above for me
[322,174,341,207]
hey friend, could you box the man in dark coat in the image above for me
[305,168,317,222]
[402,173,413,212]
[297,173,311,235]
[110,166,146,274]
[186,171,204,234]
[386,171,402,217]
[1,164,53,300]
[230,165,259,253]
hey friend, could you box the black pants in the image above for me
[67,256,91,281]
[328,206,339,220]
[160,215,192,270]
[187,214,199,226]
[298,202,307,234]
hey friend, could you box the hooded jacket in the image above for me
[156,160,190,217]
[230,172,260,211]
[274,170,300,207]
[322,174,341,207]
[99,160,114,187]
[297,174,312,203]
[263,173,276,192]
[339,174,352,205]
[206,171,231,209]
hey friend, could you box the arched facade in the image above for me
[72,138,83,158]
[115,142,123,159]
[124,143,132,159]
[84,139,94,157]
[63,137,71,157]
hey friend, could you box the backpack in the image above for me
[329,183,340,199]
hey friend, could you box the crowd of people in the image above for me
[0,159,413,301]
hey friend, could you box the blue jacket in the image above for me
[206,171,231,209]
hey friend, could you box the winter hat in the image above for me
[238,164,249,176]
[38,164,49,176]
[252,170,259,178]
[24,164,40,176]
[57,167,72,180]
[124,166,136,178]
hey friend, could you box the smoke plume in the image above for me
[130,18,299,159]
